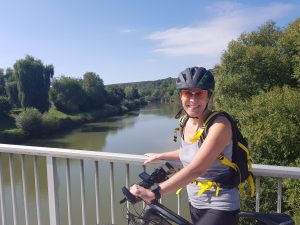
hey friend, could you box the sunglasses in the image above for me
[180,90,207,98]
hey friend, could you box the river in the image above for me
[24,103,180,154]
[1,103,191,225]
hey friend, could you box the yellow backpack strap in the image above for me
[248,173,255,197]
[238,141,249,155]
[173,114,188,142]
[192,181,220,197]
[190,111,221,143]
[203,111,220,127]
[190,128,204,143]
[176,188,183,195]
[217,154,239,172]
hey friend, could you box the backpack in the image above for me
[174,111,255,197]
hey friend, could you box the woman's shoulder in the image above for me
[210,113,231,128]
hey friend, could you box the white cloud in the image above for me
[146,2,294,57]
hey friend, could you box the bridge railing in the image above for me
[0,144,299,225]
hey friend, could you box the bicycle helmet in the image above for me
[176,67,215,94]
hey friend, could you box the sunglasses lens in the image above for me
[181,90,205,98]
[181,90,191,98]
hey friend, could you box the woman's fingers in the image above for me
[144,153,159,164]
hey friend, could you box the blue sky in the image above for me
[0,1,299,85]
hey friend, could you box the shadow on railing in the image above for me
[0,144,299,225]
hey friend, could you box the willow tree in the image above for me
[13,55,54,112]
[5,68,20,107]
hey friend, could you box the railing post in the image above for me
[21,155,29,225]
[277,178,282,213]
[80,160,86,225]
[47,156,60,225]
[9,153,17,225]
[95,161,100,225]
[66,159,72,225]
[34,156,41,225]
[110,162,115,224]
[126,163,130,210]
[0,153,6,225]
[255,176,260,212]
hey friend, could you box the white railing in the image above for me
[0,144,299,225]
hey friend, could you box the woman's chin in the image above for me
[185,109,202,117]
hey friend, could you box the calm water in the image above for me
[24,103,180,154]
[2,103,191,225]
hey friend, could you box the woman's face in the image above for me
[180,89,210,118]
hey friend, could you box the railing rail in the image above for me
[0,144,299,225]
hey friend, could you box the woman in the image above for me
[130,66,240,225]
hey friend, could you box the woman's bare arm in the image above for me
[144,149,180,164]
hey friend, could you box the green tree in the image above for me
[232,87,300,218]
[4,68,20,107]
[13,55,54,112]
[0,69,6,96]
[237,87,300,166]
[50,76,86,113]
[105,86,125,105]
[213,19,300,219]
[214,21,297,111]
[82,72,106,108]
[124,86,140,100]
[278,18,300,85]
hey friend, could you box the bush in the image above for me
[41,113,59,134]
[15,108,43,136]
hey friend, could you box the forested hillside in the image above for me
[107,77,177,103]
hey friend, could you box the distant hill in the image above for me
[107,77,177,103]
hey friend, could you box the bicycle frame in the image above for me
[134,200,295,225]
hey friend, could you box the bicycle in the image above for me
[120,162,295,225]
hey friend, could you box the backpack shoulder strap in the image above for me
[173,114,189,142]
[203,111,238,142]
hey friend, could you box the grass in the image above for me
[47,107,82,120]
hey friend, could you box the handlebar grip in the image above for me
[120,197,127,204]
[121,186,140,204]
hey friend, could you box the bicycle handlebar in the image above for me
[120,162,177,204]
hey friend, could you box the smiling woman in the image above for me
[129,66,242,225]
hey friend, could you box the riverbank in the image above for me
[0,104,139,144]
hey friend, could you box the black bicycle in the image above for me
[120,162,294,225]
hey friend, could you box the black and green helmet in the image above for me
[176,67,215,93]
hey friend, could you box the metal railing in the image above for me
[0,144,299,225]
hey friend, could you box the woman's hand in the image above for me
[130,184,155,202]
[144,153,161,164]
